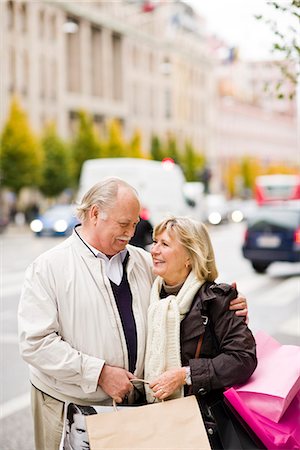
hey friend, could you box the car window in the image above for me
[248,209,300,230]
[43,206,75,220]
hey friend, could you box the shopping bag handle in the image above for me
[112,378,150,411]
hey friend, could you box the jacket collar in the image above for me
[72,226,148,273]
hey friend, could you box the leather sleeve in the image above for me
[189,285,257,395]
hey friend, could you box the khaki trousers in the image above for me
[31,385,65,450]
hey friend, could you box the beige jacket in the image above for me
[18,230,154,405]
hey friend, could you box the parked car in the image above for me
[30,205,79,237]
[242,204,300,273]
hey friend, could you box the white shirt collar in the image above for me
[80,237,128,286]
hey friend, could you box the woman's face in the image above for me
[151,229,191,285]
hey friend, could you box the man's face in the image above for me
[92,187,140,256]
[69,413,89,450]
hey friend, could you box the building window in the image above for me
[112,33,122,101]
[20,3,27,33]
[39,10,45,39]
[94,114,104,135]
[50,60,57,100]
[165,89,172,119]
[9,46,16,92]
[91,26,102,97]
[65,17,81,92]
[39,55,46,98]
[22,51,29,96]
[7,1,14,30]
[50,14,56,40]
[68,110,79,135]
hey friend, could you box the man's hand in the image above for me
[230,282,249,323]
[98,364,134,403]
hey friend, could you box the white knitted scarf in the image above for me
[144,271,204,402]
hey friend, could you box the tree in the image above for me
[150,134,165,161]
[127,128,144,158]
[105,119,126,158]
[240,157,262,197]
[0,97,43,194]
[181,140,206,182]
[255,1,300,99]
[40,123,72,198]
[165,133,180,164]
[71,110,103,183]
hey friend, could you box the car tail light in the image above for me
[294,228,300,244]
[244,229,249,242]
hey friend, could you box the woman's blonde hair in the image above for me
[76,177,139,222]
[153,216,218,282]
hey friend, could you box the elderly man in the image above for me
[18,177,247,450]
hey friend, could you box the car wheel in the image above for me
[251,261,270,273]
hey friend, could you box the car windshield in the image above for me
[248,208,300,230]
[43,206,75,220]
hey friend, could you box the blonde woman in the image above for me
[145,217,257,449]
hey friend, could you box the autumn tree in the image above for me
[181,140,206,182]
[165,133,180,165]
[40,123,72,198]
[150,134,165,161]
[127,128,144,158]
[71,110,103,183]
[0,97,43,194]
[105,119,126,158]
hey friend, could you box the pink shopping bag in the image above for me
[233,331,300,422]
[224,331,300,449]
[224,388,300,449]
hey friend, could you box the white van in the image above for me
[77,158,204,225]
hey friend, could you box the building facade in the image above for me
[0,0,215,155]
[0,0,298,193]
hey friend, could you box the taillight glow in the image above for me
[294,228,300,244]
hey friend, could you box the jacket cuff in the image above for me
[81,356,105,394]
[190,359,211,395]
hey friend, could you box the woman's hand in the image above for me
[149,368,186,400]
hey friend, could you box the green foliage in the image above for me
[150,134,165,161]
[71,111,103,183]
[165,134,180,164]
[105,119,126,158]
[127,128,144,158]
[0,97,43,194]
[255,1,300,99]
[40,123,72,198]
[181,140,206,182]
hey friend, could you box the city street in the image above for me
[1,223,299,449]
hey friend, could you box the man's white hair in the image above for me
[76,177,139,222]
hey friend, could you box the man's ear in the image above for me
[90,205,99,223]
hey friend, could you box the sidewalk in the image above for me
[1,224,31,237]
[1,405,34,450]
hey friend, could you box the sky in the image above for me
[185,0,293,61]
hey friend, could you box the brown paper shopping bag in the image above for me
[86,395,211,450]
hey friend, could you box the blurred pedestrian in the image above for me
[130,207,153,250]
[18,177,248,450]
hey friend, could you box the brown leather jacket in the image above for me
[180,281,257,398]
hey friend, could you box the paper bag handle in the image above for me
[112,378,150,411]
